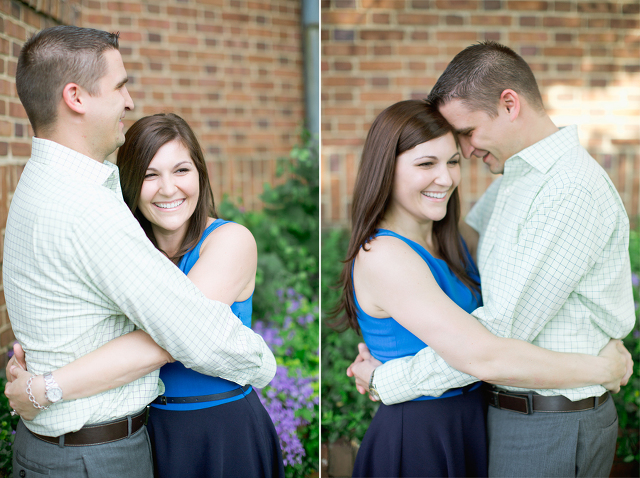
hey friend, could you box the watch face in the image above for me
[46,387,63,403]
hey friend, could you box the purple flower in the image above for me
[632,273,639,288]
[257,365,317,467]
[287,300,301,314]
[633,329,640,339]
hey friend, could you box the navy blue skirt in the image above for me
[147,389,284,478]
[352,384,488,478]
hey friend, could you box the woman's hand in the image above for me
[5,342,27,381]
[5,367,46,421]
[598,339,633,393]
[347,343,382,400]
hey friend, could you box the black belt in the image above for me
[485,387,609,415]
[152,384,251,405]
[31,408,148,447]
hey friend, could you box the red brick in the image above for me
[435,31,478,41]
[372,13,390,24]
[322,77,366,87]
[361,0,406,7]
[506,1,549,10]
[543,47,584,56]
[471,15,513,25]
[322,44,368,56]
[11,142,30,157]
[360,92,403,102]
[322,12,367,25]
[397,13,439,25]
[542,16,583,27]
[577,2,617,13]
[400,45,439,56]
[9,102,27,119]
[360,61,403,71]
[508,32,548,42]
[360,30,405,40]
[435,0,480,9]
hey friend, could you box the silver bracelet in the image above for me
[26,375,50,411]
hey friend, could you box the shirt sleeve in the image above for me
[374,346,478,404]
[473,176,633,344]
[70,196,276,388]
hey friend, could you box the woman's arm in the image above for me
[185,222,257,305]
[354,236,628,391]
[5,331,173,419]
[6,221,258,419]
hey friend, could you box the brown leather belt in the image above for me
[485,387,609,415]
[30,408,148,447]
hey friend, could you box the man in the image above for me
[348,42,635,477]
[4,26,275,476]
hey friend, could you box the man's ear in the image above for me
[499,89,520,121]
[61,83,86,114]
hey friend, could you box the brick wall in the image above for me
[0,0,306,358]
[321,0,640,227]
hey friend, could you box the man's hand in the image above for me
[598,339,633,393]
[5,343,27,382]
[346,343,382,401]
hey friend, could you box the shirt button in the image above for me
[504,187,512,195]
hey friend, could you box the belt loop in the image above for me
[594,394,600,410]
[127,415,132,437]
[527,392,534,415]
[58,434,65,448]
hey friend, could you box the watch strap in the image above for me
[43,372,63,403]
[368,368,380,401]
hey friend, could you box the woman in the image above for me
[6,113,284,478]
[332,100,628,477]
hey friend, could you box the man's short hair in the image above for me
[16,26,120,135]
[428,41,545,118]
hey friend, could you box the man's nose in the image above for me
[459,137,474,159]
[122,86,134,111]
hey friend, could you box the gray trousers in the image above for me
[13,418,154,477]
[488,394,618,478]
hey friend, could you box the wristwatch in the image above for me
[368,368,380,401]
[43,372,63,404]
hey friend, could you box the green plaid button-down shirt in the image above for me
[4,137,276,436]
[374,125,635,404]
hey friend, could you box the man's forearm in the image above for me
[374,347,477,405]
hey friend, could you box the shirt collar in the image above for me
[508,125,579,175]
[30,137,120,191]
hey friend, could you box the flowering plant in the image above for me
[613,223,640,465]
[255,289,319,478]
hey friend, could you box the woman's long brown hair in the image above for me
[331,100,480,333]
[116,113,217,263]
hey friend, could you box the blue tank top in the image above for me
[355,229,482,401]
[150,219,253,411]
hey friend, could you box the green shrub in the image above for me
[613,221,640,464]
[220,130,319,477]
[320,228,379,444]
[218,129,319,324]
[0,378,18,477]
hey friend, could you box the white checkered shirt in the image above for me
[3,137,276,436]
[374,125,635,404]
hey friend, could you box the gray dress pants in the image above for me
[12,418,154,478]
[488,394,618,478]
